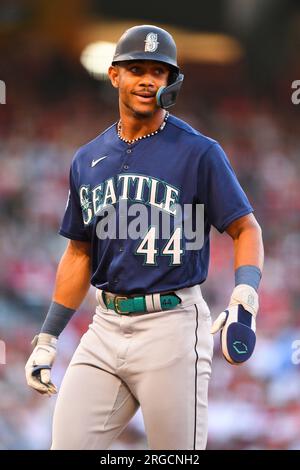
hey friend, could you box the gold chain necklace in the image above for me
[117,111,169,144]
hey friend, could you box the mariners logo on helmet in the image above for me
[144,32,159,52]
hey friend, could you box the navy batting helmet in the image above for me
[112,25,179,72]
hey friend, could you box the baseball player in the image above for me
[25,25,264,450]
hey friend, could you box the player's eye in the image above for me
[129,65,142,74]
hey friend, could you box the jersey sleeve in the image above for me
[198,143,253,233]
[59,162,90,241]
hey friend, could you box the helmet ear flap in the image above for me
[168,70,179,86]
[156,73,184,109]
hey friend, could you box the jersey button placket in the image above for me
[122,147,133,170]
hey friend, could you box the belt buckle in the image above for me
[114,296,130,314]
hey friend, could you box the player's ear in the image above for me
[108,65,119,88]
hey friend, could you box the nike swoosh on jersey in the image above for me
[91,156,108,167]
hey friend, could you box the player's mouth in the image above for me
[133,92,156,103]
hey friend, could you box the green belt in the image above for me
[103,293,181,314]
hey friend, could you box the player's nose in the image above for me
[138,73,156,88]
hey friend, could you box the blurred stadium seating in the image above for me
[0,0,300,450]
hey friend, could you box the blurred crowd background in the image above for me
[0,0,300,450]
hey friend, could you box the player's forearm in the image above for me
[233,222,264,272]
[52,240,91,309]
[226,214,264,273]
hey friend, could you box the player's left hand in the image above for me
[211,284,259,365]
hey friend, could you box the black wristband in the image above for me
[40,301,76,338]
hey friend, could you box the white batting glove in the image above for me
[25,333,58,395]
[211,284,259,365]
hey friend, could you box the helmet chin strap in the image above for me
[156,73,184,109]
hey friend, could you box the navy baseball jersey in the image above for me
[59,114,253,294]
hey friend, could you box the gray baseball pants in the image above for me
[51,285,213,450]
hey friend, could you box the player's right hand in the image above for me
[25,333,58,396]
[211,284,258,365]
